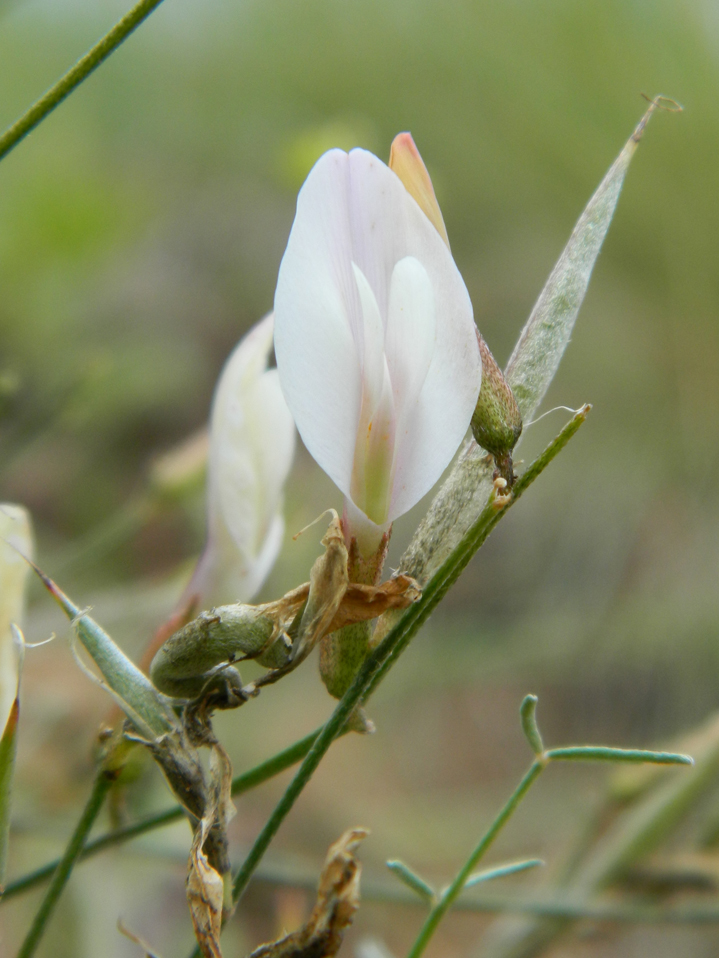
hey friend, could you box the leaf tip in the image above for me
[633,95,683,143]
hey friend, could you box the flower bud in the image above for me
[0,505,32,731]
[470,333,523,485]
[389,132,450,247]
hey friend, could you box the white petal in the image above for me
[351,262,385,417]
[0,505,33,729]
[190,314,296,606]
[382,179,481,521]
[275,147,481,524]
[274,150,363,499]
[385,256,436,428]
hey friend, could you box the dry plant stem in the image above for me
[15,771,116,958]
[0,0,167,162]
[183,409,591,958]
[3,728,321,902]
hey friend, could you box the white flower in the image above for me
[187,314,296,607]
[274,145,481,553]
[0,505,33,730]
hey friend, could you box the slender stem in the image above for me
[363,407,590,701]
[3,728,320,902]
[0,0,167,163]
[406,761,545,958]
[15,771,114,958]
[404,749,692,957]
[182,411,589,958]
[257,865,719,923]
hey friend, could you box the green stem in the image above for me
[405,749,691,958]
[3,728,320,902]
[363,407,590,701]
[185,409,590,958]
[0,0,167,163]
[406,762,545,958]
[15,771,114,958]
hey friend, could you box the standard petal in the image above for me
[274,150,363,499]
[275,147,481,525]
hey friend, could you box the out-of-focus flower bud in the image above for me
[0,505,32,730]
[187,313,296,608]
[149,429,209,504]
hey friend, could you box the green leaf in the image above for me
[0,696,19,892]
[546,746,693,765]
[30,563,176,739]
[391,102,674,593]
[519,695,544,757]
[463,858,544,889]
[386,860,435,902]
[0,624,23,891]
[505,100,667,420]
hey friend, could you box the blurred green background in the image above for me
[2,0,719,955]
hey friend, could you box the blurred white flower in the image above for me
[0,505,33,729]
[187,313,296,608]
[274,144,481,556]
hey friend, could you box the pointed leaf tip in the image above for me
[24,560,83,621]
[504,102,673,422]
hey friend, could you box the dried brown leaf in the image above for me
[117,919,164,958]
[249,828,369,958]
[187,827,225,958]
[328,575,420,632]
[186,742,235,958]
[291,512,349,664]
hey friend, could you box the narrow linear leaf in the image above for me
[0,0,167,163]
[386,861,435,902]
[519,695,544,757]
[0,694,19,891]
[389,101,678,593]
[546,747,693,765]
[463,859,544,889]
[30,563,175,738]
[505,98,676,419]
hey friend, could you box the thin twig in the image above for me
[406,763,545,958]
[0,0,167,163]
[15,772,115,958]
[404,743,691,957]
[185,408,592,958]
[2,728,320,902]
